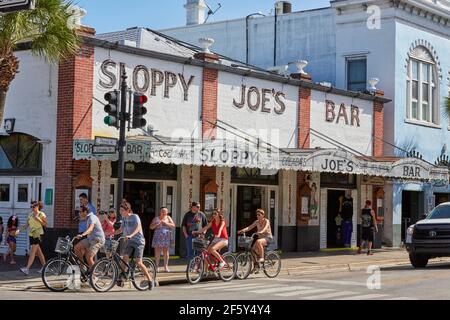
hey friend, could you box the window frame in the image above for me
[406,48,439,126]
[346,57,367,92]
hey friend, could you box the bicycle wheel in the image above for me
[90,258,118,293]
[41,258,73,292]
[131,257,157,291]
[186,255,204,285]
[263,251,281,278]
[219,253,237,282]
[235,252,252,280]
[142,257,157,280]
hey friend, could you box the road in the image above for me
[1,263,450,300]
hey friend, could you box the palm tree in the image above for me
[0,0,80,125]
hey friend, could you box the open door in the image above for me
[267,186,279,250]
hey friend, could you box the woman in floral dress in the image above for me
[150,207,175,272]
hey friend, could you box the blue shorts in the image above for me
[7,236,16,244]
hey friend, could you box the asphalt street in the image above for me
[1,263,450,300]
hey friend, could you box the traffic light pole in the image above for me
[117,63,128,213]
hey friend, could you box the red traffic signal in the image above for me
[132,93,148,129]
[134,94,148,104]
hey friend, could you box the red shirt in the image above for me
[211,219,228,240]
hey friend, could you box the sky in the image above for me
[76,0,331,34]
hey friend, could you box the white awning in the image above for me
[73,138,449,182]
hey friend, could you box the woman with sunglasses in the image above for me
[237,209,273,264]
[193,208,229,269]
[17,201,47,275]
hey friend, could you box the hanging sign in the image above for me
[0,0,34,13]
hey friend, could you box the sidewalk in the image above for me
[1,248,450,290]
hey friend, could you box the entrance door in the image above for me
[326,190,346,248]
[236,186,263,247]
[267,186,278,250]
[0,177,36,256]
[402,191,423,242]
[124,181,158,256]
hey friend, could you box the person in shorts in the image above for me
[193,208,229,269]
[117,199,155,290]
[358,200,378,256]
[74,206,105,267]
[17,201,47,275]
[237,209,273,264]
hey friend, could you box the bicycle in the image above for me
[186,235,237,285]
[41,236,92,292]
[235,233,281,280]
[89,236,157,292]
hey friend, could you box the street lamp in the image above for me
[246,12,266,65]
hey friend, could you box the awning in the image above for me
[73,138,449,182]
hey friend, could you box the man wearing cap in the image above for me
[182,202,207,260]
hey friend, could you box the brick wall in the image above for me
[373,92,385,157]
[198,54,219,206]
[298,86,311,149]
[201,67,218,140]
[54,32,95,229]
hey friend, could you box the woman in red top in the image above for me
[193,208,228,268]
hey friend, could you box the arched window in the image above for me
[0,133,42,175]
[406,46,439,124]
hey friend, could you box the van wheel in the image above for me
[409,253,429,268]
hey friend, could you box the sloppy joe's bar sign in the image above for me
[99,60,195,101]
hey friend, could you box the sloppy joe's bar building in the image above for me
[4,27,448,256]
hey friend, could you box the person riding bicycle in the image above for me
[192,208,228,269]
[74,206,105,268]
[237,209,273,265]
[116,199,155,290]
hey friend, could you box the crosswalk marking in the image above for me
[303,291,357,300]
[249,286,312,294]
[180,282,264,290]
[199,283,269,290]
[276,288,334,297]
[223,284,281,291]
[388,297,418,300]
[337,293,389,300]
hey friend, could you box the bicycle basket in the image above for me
[54,237,71,254]
[238,236,253,249]
[100,239,119,255]
[192,238,208,251]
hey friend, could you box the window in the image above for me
[0,133,42,175]
[406,46,439,124]
[347,58,367,92]
[0,184,10,202]
[17,184,28,203]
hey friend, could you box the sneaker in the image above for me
[20,267,29,275]
[367,251,374,256]
[37,268,43,274]
[149,280,155,291]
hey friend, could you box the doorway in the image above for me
[327,190,346,248]
[123,181,158,256]
[236,186,263,247]
[401,191,423,242]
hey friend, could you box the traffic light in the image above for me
[104,90,119,128]
[132,93,148,129]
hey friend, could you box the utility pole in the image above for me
[117,63,128,212]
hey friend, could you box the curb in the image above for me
[3,258,450,290]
